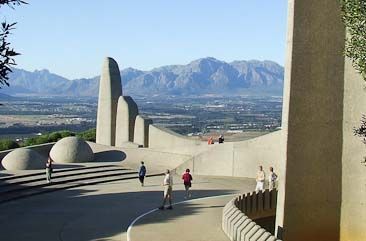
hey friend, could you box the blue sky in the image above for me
[2,1,288,79]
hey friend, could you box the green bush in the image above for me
[1,129,95,151]
[0,139,19,151]
[77,128,96,142]
[59,130,75,138]
[23,130,75,146]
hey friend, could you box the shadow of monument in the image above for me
[94,150,126,162]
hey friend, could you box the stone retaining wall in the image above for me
[222,190,280,241]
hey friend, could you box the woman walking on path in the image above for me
[182,169,193,198]
[46,156,53,183]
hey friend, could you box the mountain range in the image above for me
[0,57,284,97]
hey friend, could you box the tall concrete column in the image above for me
[115,96,139,146]
[276,1,345,240]
[134,115,153,147]
[96,57,122,146]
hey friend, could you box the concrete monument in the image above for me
[275,1,366,241]
[134,115,153,147]
[2,148,46,170]
[96,57,122,146]
[50,137,94,163]
[115,96,139,146]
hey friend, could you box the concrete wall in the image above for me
[340,59,366,241]
[175,130,284,179]
[222,195,279,241]
[148,125,206,155]
[115,96,139,146]
[134,115,153,147]
[88,141,192,173]
[276,1,345,240]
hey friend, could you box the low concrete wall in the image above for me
[88,141,192,172]
[148,125,207,155]
[176,130,285,179]
[222,190,280,241]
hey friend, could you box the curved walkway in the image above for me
[128,194,235,241]
[0,172,254,241]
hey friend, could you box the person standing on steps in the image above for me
[182,168,193,198]
[46,155,53,183]
[159,169,173,210]
[138,161,147,186]
[255,165,265,192]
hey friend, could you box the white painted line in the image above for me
[126,193,236,241]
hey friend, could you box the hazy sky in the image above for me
[2,1,288,79]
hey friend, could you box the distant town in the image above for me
[0,95,282,141]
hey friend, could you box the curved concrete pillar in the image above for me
[115,96,139,147]
[134,115,153,147]
[96,57,122,146]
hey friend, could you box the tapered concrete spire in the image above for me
[96,57,122,146]
[115,96,139,146]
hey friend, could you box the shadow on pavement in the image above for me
[94,150,126,162]
[0,186,238,241]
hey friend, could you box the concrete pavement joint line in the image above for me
[126,193,236,241]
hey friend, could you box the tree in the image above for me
[0,139,19,151]
[0,0,27,88]
[340,0,366,81]
[340,0,366,165]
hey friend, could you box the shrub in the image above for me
[0,139,19,151]
[77,128,96,142]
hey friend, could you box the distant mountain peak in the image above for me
[4,57,284,97]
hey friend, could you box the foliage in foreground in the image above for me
[0,0,27,88]
[0,139,19,151]
[340,0,366,81]
[354,115,366,144]
[340,0,366,165]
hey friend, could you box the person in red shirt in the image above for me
[182,168,193,198]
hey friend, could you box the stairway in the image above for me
[0,164,163,204]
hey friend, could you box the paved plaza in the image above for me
[0,164,255,241]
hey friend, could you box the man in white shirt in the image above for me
[255,165,265,192]
[159,169,173,210]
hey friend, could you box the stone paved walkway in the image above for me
[129,195,235,241]
[0,170,255,241]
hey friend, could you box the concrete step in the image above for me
[0,166,129,188]
[0,166,163,204]
[0,168,135,193]
[0,164,117,182]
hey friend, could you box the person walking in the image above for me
[159,169,173,210]
[218,134,224,144]
[46,155,53,183]
[255,165,265,192]
[182,168,193,198]
[138,161,147,186]
[268,166,278,190]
